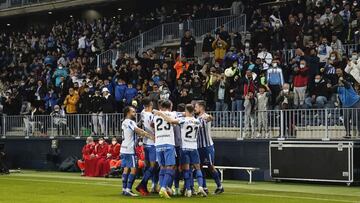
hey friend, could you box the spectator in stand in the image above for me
[244,91,257,138]
[212,35,228,63]
[44,88,58,113]
[305,74,332,109]
[293,60,309,108]
[214,73,228,111]
[267,59,284,107]
[124,83,138,105]
[276,83,295,137]
[114,78,127,112]
[231,0,244,15]
[174,57,189,79]
[63,88,79,135]
[230,75,243,111]
[180,30,196,58]
[317,37,333,66]
[284,16,300,49]
[256,85,270,137]
[330,34,344,57]
[202,32,215,62]
[334,77,360,138]
[91,89,105,136]
[345,52,360,84]
[101,87,116,136]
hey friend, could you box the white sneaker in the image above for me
[174,188,180,196]
[198,187,207,197]
[184,190,192,197]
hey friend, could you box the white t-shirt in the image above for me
[141,110,155,146]
[154,111,176,147]
[179,117,201,150]
[120,118,137,154]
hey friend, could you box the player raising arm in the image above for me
[121,106,154,197]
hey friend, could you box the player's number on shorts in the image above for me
[185,126,198,139]
[156,118,171,131]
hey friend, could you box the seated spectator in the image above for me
[345,52,360,84]
[305,75,332,109]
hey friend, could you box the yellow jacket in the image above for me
[64,93,79,114]
[212,39,227,60]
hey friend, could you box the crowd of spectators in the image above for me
[1,0,360,137]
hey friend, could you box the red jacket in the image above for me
[108,143,121,159]
[95,142,109,159]
[293,67,309,87]
[82,143,96,160]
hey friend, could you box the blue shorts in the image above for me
[121,154,137,168]
[180,149,200,165]
[144,145,156,163]
[198,145,215,166]
[156,145,176,167]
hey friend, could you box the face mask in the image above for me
[233,64,237,68]
[300,64,305,68]
[275,23,280,28]
[138,142,143,146]
[272,63,277,68]
[86,141,90,144]
[315,79,320,83]
[352,55,358,61]
[112,141,117,145]
[99,140,104,145]
[283,89,289,93]
[245,43,250,47]
[330,56,336,60]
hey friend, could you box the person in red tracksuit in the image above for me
[95,137,110,177]
[108,137,121,171]
[77,136,98,176]
[135,142,145,169]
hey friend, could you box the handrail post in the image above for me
[278,110,285,140]
[140,34,144,51]
[76,114,80,139]
[237,111,243,140]
[161,24,164,42]
[1,114,5,139]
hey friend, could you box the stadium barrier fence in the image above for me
[1,108,359,140]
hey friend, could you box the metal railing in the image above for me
[0,0,55,9]
[96,14,246,66]
[1,108,359,140]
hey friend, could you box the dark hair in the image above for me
[177,103,186,112]
[185,104,194,114]
[123,106,134,116]
[196,100,206,109]
[142,97,152,107]
[161,100,172,109]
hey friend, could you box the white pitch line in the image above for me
[0,177,358,203]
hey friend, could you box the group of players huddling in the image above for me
[120,98,224,198]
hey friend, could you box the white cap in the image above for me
[102,87,109,93]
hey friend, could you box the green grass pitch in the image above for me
[0,171,359,203]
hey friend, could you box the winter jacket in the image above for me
[63,93,79,114]
[293,67,309,87]
[114,83,127,102]
[212,39,227,61]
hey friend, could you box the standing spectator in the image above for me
[53,63,69,87]
[202,33,215,62]
[230,75,244,111]
[91,90,105,136]
[148,84,160,109]
[244,91,257,138]
[63,88,79,135]
[44,88,58,113]
[102,87,116,136]
[212,35,228,63]
[256,85,271,137]
[276,83,295,137]
[50,105,67,136]
[267,59,284,107]
[180,30,196,58]
[231,0,244,15]
[335,77,360,137]
[345,52,360,84]
[34,80,47,108]
[332,9,344,40]
[124,83,137,105]
[293,60,309,108]
[114,78,127,112]
[173,58,189,79]
[214,73,228,111]
[330,34,344,57]
[284,16,300,49]
[317,37,333,65]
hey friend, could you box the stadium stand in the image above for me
[0,0,359,139]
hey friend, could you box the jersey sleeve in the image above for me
[128,120,137,131]
[178,117,186,126]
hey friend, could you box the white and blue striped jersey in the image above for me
[141,110,155,146]
[179,117,201,149]
[121,118,137,154]
[154,111,176,146]
[197,114,214,148]
[173,112,184,147]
